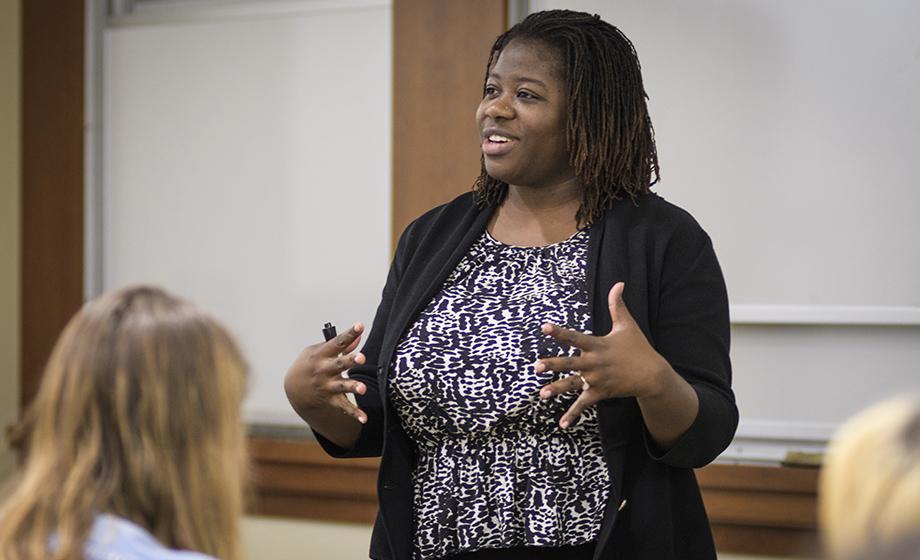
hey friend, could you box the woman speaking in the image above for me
[285,9,737,560]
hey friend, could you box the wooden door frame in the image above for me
[20,0,86,411]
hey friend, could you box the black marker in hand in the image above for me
[322,322,337,342]
[322,322,355,402]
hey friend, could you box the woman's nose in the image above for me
[483,96,513,120]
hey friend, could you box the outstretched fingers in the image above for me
[559,389,597,429]
[541,323,598,350]
[333,391,368,424]
[538,369,590,400]
[322,322,365,357]
[324,374,368,424]
[534,354,585,375]
[322,350,366,378]
[332,377,367,397]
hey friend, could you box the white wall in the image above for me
[0,0,21,483]
[530,0,920,309]
[529,0,920,459]
[103,1,392,426]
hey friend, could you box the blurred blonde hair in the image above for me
[0,286,249,560]
[820,395,920,560]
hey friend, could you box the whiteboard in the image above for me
[103,3,392,425]
[526,0,920,457]
[530,0,920,310]
[100,0,920,446]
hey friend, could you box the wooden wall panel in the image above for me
[248,437,378,523]
[699,464,821,557]
[249,439,822,557]
[21,0,85,409]
[392,0,508,248]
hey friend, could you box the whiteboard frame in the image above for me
[84,0,105,301]
[108,0,392,27]
[730,304,920,326]
[719,419,835,464]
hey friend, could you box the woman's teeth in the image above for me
[489,134,511,143]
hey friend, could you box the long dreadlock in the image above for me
[473,10,660,225]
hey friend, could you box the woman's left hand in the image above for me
[536,282,671,429]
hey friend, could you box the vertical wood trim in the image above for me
[392,0,508,249]
[21,1,85,409]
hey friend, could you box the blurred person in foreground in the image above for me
[0,286,249,560]
[852,536,920,560]
[820,395,920,560]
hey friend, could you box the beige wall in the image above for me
[240,517,796,560]
[0,0,21,482]
[242,517,372,559]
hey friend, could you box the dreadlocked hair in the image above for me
[473,9,660,225]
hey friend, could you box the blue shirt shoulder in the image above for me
[84,515,217,560]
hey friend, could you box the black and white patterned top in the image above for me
[388,228,611,560]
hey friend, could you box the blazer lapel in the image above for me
[379,200,497,388]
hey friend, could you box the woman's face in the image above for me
[476,39,575,190]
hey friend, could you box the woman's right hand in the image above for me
[284,322,368,425]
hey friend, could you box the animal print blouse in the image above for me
[388,228,611,560]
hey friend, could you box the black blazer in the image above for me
[315,192,737,560]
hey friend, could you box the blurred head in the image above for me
[0,286,249,560]
[850,534,920,560]
[820,395,920,560]
[474,9,660,225]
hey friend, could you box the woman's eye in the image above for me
[484,85,499,97]
[517,90,538,100]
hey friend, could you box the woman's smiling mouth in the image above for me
[481,131,518,156]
